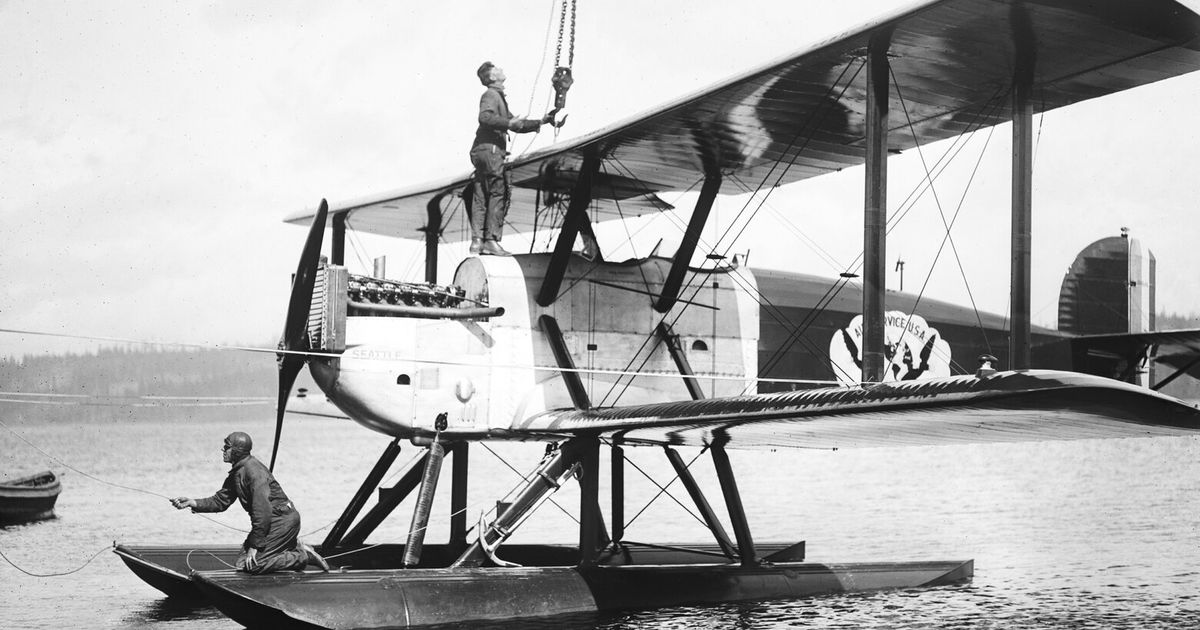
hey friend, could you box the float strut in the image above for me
[452,437,590,568]
[711,442,757,566]
[322,437,402,551]
[611,438,625,546]
[340,450,429,548]
[664,446,737,559]
[449,442,469,547]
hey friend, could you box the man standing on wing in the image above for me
[468,61,555,256]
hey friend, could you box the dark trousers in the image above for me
[236,508,307,574]
[469,144,510,241]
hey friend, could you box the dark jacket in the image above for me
[193,454,292,551]
[473,86,540,151]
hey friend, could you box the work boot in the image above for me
[300,542,330,572]
[480,240,512,256]
[469,237,484,255]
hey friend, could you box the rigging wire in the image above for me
[890,66,985,343]
[594,58,871,401]
[617,443,710,532]
[597,154,858,404]
[525,0,560,117]
[596,55,1008,394]
[631,196,858,389]
[480,442,578,523]
[754,89,1010,378]
[888,69,1003,364]
[892,123,1001,373]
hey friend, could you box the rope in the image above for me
[0,418,247,534]
[0,544,111,578]
[185,548,238,571]
[527,0,558,116]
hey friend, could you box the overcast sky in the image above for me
[3,0,1200,360]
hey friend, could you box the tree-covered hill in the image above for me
[0,345,291,423]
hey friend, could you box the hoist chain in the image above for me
[568,0,576,67]
[555,0,576,68]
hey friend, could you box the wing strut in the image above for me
[655,321,706,400]
[538,154,600,306]
[422,192,449,283]
[339,450,430,548]
[862,32,890,383]
[331,212,346,265]
[655,174,721,313]
[1010,1,1035,369]
[539,315,592,409]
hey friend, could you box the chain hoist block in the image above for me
[551,67,574,110]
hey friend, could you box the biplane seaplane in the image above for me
[115,0,1200,627]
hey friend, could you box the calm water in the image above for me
[2,413,1198,629]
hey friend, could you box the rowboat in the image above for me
[0,470,61,524]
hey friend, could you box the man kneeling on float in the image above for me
[170,431,330,574]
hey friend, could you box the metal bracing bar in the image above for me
[1152,353,1200,391]
[664,446,737,559]
[332,212,347,266]
[321,437,402,551]
[450,442,469,546]
[710,442,757,566]
[862,31,891,384]
[423,193,446,284]
[655,321,706,400]
[611,438,625,545]
[539,314,592,409]
[451,437,591,568]
[340,450,429,548]
[655,174,721,313]
[402,438,446,568]
[578,436,603,566]
[1118,345,1151,382]
[538,154,601,307]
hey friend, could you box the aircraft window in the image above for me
[691,340,709,351]
[396,374,411,385]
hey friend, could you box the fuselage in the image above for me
[303,253,1073,441]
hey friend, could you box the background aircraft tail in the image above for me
[1058,231,1156,386]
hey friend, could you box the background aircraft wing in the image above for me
[285,0,1200,242]
[511,370,1200,450]
[1067,328,1200,383]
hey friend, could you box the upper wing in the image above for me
[285,0,1200,243]
[510,370,1200,450]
